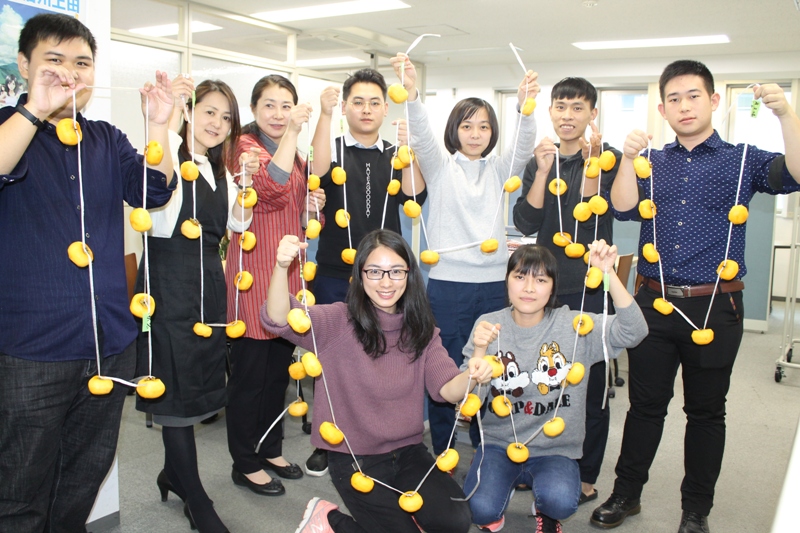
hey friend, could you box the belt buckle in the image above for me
[666,285,687,298]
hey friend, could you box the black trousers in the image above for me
[226,337,295,474]
[0,343,135,533]
[327,443,472,533]
[612,286,743,516]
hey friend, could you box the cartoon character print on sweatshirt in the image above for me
[490,350,530,398]
[529,341,572,395]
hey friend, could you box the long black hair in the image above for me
[346,229,434,361]
[178,79,241,181]
[506,245,560,310]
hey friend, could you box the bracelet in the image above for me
[16,105,45,130]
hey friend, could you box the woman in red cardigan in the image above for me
[224,74,325,496]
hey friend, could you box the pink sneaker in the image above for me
[295,498,338,533]
[478,515,505,532]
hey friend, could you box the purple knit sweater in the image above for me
[260,298,461,455]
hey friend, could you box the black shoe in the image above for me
[184,501,229,533]
[157,470,184,502]
[305,448,329,477]
[678,511,710,533]
[590,493,641,528]
[260,459,304,480]
[231,469,285,496]
[184,503,196,530]
[200,413,220,425]
[579,488,599,505]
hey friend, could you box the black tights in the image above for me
[162,426,227,533]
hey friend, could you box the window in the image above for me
[598,89,649,152]
[727,85,793,216]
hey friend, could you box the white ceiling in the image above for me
[112,0,800,90]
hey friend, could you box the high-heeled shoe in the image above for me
[184,503,196,530]
[157,469,184,502]
[184,501,229,533]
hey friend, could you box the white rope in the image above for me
[72,94,103,381]
[142,96,154,377]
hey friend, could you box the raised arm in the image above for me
[498,70,540,180]
[756,84,800,182]
[395,118,425,195]
[273,102,311,174]
[389,53,450,182]
[168,74,193,133]
[0,58,87,174]
[139,71,175,179]
[266,235,308,325]
[588,239,632,309]
[524,137,556,210]
[610,129,651,212]
[310,86,340,176]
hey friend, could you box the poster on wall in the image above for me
[0,0,85,108]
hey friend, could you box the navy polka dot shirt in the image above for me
[613,131,800,285]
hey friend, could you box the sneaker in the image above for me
[533,513,562,533]
[305,448,329,477]
[478,515,505,532]
[295,498,337,533]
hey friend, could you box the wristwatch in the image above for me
[16,105,45,130]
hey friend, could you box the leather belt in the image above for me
[642,277,744,298]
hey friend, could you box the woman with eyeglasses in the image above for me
[262,229,493,533]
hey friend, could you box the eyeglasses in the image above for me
[362,268,409,280]
[348,99,384,112]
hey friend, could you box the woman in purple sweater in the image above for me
[262,229,493,533]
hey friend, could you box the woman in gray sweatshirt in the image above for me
[390,52,540,456]
[462,240,647,533]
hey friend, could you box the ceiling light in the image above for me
[252,0,410,23]
[573,34,729,50]
[129,21,222,37]
[296,56,367,67]
[582,0,598,7]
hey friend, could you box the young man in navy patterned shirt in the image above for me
[591,60,800,533]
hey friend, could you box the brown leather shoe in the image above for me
[678,511,710,533]
[590,493,641,528]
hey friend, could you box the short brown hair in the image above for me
[444,98,499,157]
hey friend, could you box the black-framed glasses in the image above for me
[348,99,384,112]
[362,268,409,280]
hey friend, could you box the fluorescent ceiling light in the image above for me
[296,56,366,67]
[573,34,729,50]
[129,21,222,37]
[252,0,410,23]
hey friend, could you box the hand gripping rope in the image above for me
[63,85,164,398]
[256,259,490,512]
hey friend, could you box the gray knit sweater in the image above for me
[407,98,536,283]
[462,302,647,458]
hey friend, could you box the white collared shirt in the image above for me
[331,131,385,162]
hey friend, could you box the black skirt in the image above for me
[134,237,228,419]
